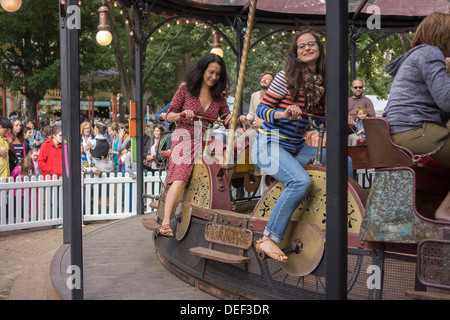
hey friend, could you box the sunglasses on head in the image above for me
[353,86,363,89]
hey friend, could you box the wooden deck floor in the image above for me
[49,213,217,300]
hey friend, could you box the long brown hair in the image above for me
[411,12,450,54]
[284,30,326,103]
[17,154,36,176]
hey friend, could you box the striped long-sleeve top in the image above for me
[256,70,326,152]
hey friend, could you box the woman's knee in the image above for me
[286,173,312,193]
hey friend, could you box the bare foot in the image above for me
[256,236,288,262]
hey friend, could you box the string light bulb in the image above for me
[1,0,22,12]
[210,32,223,57]
[96,4,112,46]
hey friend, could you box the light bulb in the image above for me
[96,30,112,46]
[210,47,223,57]
[1,0,22,12]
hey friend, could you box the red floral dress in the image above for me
[166,83,230,184]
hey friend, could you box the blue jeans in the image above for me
[251,137,353,243]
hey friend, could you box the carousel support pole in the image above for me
[325,0,348,300]
[2,65,6,117]
[60,0,84,300]
[135,10,144,215]
[225,0,257,165]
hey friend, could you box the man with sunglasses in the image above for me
[348,78,375,130]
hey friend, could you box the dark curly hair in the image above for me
[184,53,228,99]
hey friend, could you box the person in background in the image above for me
[239,71,274,129]
[27,120,45,150]
[116,125,131,175]
[80,121,95,168]
[10,118,26,168]
[108,123,120,173]
[23,127,32,155]
[122,140,136,179]
[143,124,168,172]
[38,126,63,179]
[83,122,113,175]
[0,117,11,178]
[348,106,369,146]
[348,79,375,130]
[27,147,40,177]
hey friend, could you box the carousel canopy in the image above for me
[119,0,450,32]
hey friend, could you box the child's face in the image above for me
[0,126,6,136]
[356,111,367,119]
[29,151,38,161]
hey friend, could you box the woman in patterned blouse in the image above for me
[160,53,232,236]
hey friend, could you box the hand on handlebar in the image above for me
[182,110,195,120]
[285,105,302,120]
[223,114,232,127]
[180,111,229,126]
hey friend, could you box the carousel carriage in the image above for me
[134,0,450,300]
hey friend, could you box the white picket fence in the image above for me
[0,171,166,232]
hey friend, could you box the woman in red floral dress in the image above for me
[160,53,232,236]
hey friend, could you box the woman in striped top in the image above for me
[252,30,352,262]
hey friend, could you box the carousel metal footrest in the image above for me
[189,222,253,264]
[149,200,159,209]
[189,247,250,264]
[142,217,160,231]
[417,237,450,292]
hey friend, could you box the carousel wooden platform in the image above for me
[13,213,216,300]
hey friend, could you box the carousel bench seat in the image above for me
[188,247,250,264]
[362,117,450,195]
[362,118,450,176]
[189,221,253,264]
[360,118,449,243]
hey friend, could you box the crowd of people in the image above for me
[0,113,58,181]
[0,112,167,182]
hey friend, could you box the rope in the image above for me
[225,0,257,165]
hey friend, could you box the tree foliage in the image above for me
[0,1,415,121]
[352,31,414,99]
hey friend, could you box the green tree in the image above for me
[352,32,414,99]
[0,0,115,121]
[0,0,60,120]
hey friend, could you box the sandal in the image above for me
[255,237,288,262]
[158,224,174,237]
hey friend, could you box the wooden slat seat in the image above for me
[189,222,253,264]
[360,118,450,243]
[188,247,250,264]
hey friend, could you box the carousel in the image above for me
[117,0,450,300]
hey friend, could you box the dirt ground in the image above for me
[0,221,108,300]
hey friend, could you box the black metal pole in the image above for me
[325,0,348,300]
[135,11,144,215]
[60,0,84,300]
[60,2,71,245]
